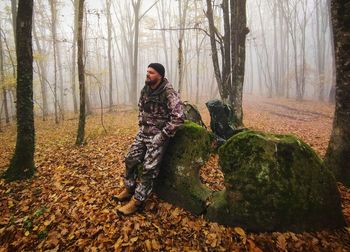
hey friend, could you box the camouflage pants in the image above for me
[124,131,169,202]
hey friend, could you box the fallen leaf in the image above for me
[234,227,246,244]
[145,239,152,252]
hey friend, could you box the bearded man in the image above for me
[114,63,184,215]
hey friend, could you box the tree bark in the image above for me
[130,0,141,106]
[177,0,189,94]
[11,0,18,50]
[205,0,223,98]
[0,22,10,124]
[230,0,248,126]
[4,0,35,181]
[325,0,350,186]
[49,0,59,124]
[76,0,86,145]
[71,0,78,113]
[33,19,48,120]
[106,0,113,111]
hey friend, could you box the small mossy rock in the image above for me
[211,130,344,232]
[205,190,231,224]
[155,121,213,214]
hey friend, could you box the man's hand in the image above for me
[153,132,167,145]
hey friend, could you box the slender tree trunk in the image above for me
[0,23,9,124]
[298,1,308,100]
[328,0,336,104]
[11,0,17,50]
[57,40,64,120]
[49,0,59,124]
[223,0,231,99]
[230,0,248,126]
[129,0,141,106]
[156,1,170,79]
[257,0,273,97]
[177,0,189,94]
[106,0,113,111]
[4,0,35,181]
[76,0,86,145]
[325,0,350,186]
[71,0,78,113]
[273,3,280,96]
[33,20,48,120]
[195,33,200,104]
[205,0,223,98]
[248,41,254,94]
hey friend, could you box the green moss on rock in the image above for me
[210,130,344,231]
[155,121,213,214]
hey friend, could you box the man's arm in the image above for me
[162,91,184,138]
[138,89,145,127]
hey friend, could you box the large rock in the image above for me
[155,121,213,214]
[206,130,345,231]
[205,99,239,141]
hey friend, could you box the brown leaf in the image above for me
[276,234,287,251]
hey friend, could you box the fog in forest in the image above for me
[0,0,334,120]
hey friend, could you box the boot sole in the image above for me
[116,205,144,216]
[111,195,133,202]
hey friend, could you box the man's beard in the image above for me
[145,79,158,86]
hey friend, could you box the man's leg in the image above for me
[133,139,169,202]
[117,136,168,215]
[115,133,146,201]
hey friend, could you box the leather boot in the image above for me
[117,197,143,215]
[112,188,133,202]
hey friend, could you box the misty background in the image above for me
[0,0,334,121]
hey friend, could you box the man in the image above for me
[114,63,184,215]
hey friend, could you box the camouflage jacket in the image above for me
[138,78,184,137]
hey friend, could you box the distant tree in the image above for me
[205,0,248,127]
[4,0,35,181]
[33,18,49,120]
[177,0,190,94]
[324,0,350,186]
[106,0,113,111]
[71,0,79,114]
[0,22,10,124]
[49,0,61,123]
[76,0,86,145]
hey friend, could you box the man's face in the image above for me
[145,67,161,86]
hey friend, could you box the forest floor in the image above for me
[0,95,349,251]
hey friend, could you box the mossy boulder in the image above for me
[206,130,344,231]
[155,121,213,214]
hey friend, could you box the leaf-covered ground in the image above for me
[0,95,349,251]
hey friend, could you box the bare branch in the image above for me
[139,0,160,21]
[149,27,223,44]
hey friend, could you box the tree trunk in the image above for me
[11,0,17,50]
[328,0,336,104]
[205,0,223,98]
[223,0,231,99]
[156,1,170,80]
[49,0,59,124]
[106,0,113,111]
[230,0,248,126]
[0,23,10,124]
[33,20,48,120]
[4,0,35,181]
[257,0,273,97]
[76,0,86,145]
[129,0,141,106]
[273,3,280,96]
[325,0,350,186]
[71,0,78,113]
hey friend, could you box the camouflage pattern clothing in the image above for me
[124,78,184,202]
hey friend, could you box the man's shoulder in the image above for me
[163,81,178,96]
